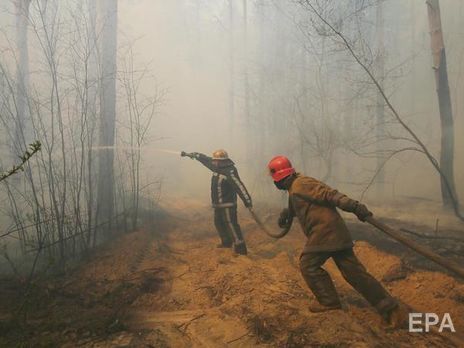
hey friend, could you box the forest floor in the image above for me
[1,198,464,347]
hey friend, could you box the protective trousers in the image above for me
[299,248,397,315]
[214,207,247,255]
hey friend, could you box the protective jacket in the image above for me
[193,153,252,209]
[286,174,398,317]
[287,174,354,252]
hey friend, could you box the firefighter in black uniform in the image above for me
[181,149,252,255]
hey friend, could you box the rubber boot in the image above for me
[384,303,410,329]
[216,243,232,248]
[309,301,342,313]
[234,241,247,255]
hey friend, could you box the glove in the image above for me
[278,208,291,228]
[354,203,373,222]
[336,195,372,222]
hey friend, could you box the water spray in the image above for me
[89,145,181,156]
[152,148,181,155]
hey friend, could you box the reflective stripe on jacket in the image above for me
[194,153,252,208]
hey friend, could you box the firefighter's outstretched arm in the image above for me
[180,151,215,171]
[294,180,372,222]
[227,168,253,208]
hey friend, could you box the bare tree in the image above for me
[86,0,99,247]
[0,0,159,276]
[426,0,457,208]
[119,48,164,230]
[242,0,250,152]
[96,0,118,234]
[375,0,386,195]
[228,0,235,144]
[13,0,32,156]
[297,0,464,221]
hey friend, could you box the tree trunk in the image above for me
[410,1,417,112]
[375,0,386,196]
[14,0,31,155]
[88,0,98,247]
[228,0,235,146]
[243,0,250,154]
[426,0,457,207]
[299,46,309,174]
[97,0,118,233]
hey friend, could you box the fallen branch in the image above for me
[176,313,206,331]
[227,331,250,344]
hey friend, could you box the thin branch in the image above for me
[0,141,41,182]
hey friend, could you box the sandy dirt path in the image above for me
[123,199,464,347]
[1,198,464,347]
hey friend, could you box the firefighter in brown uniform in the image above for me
[267,155,405,326]
[181,149,252,255]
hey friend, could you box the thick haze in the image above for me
[117,1,464,206]
[1,0,464,206]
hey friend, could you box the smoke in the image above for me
[1,0,464,209]
[115,0,463,206]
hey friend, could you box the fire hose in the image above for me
[248,208,293,239]
[249,208,464,280]
[365,216,464,279]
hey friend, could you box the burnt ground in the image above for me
[1,198,464,347]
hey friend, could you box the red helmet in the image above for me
[268,156,295,182]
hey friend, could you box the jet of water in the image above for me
[89,145,180,156]
[152,148,181,155]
